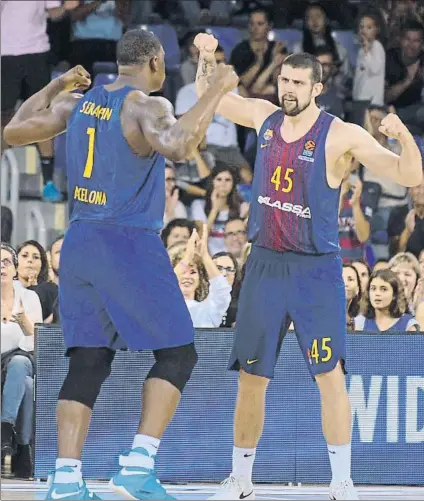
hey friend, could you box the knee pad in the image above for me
[146,343,198,393]
[58,348,115,409]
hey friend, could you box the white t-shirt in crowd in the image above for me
[353,39,386,106]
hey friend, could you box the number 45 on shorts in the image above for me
[308,337,332,365]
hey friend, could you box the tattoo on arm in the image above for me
[196,54,216,89]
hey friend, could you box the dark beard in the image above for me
[280,98,311,116]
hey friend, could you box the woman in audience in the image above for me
[355,269,420,332]
[342,264,362,330]
[1,243,42,478]
[213,252,241,328]
[353,10,386,106]
[172,226,231,328]
[161,219,195,249]
[16,240,48,289]
[413,250,424,329]
[191,164,249,255]
[352,260,371,297]
[389,252,420,313]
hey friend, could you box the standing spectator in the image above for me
[213,251,240,327]
[342,264,362,330]
[1,0,79,202]
[68,0,127,77]
[352,260,371,295]
[161,219,195,249]
[223,218,248,269]
[163,164,187,227]
[338,169,374,262]
[315,46,345,118]
[176,46,252,183]
[172,227,231,328]
[35,235,63,323]
[353,11,386,105]
[292,2,351,98]
[16,241,49,289]
[398,180,424,257]
[191,165,249,255]
[229,8,286,101]
[1,243,42,478]
[355,269,420,331]
[389,251,421,312]
[385,21,424,135]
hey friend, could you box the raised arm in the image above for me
[3,66,91,146]
[194,33,278,132]
[342,114,423,188]
[137,64,239,162]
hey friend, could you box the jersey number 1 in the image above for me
[83,127,96,178]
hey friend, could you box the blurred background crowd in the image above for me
[1,0,423,481]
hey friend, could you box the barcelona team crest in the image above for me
[263,129,273,141]
[298,139,316,163]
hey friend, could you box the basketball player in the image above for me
[194,33,422,500]
[4,29,238,500]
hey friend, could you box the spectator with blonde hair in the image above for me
[355,269,420,332]
[389,251,421,312]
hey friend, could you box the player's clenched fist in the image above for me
[59,65,91,92]
[194,33,218,54]
[378,113,409,141]
[212,63,239,92]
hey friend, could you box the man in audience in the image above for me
[315,46,345,119]
[164,164,187,226]
[224,218,248,269]
[176,45,252,182]
[398,180,424,257]
[161,219,195,249]
[1,0,78,202]
[385,20,424,135]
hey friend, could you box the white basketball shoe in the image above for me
[209,475,255,500]
[329,479,359,500]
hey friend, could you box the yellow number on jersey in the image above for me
[311,337,332,363]
[311,339,320,363]
[83,127,96,178]
[270,166,294,193]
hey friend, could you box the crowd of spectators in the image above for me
[1,0,423,481]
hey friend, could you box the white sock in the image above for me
[328,443,351,483]
[55,458,82,484]
[232,446,256,482]
[128,434,160,469]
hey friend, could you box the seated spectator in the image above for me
[16,240,49,289]
[385,20,424,135]
[355,269,420,331]
[342,264,362,330]
[292,2,351,98]
[212,252,240,327]
[373,258,390,272]
[1,207,13,244]
[69,0,126,77]
[180,31,201,86]
[353,10,386,106]
[223,218,248,269]
[163,164,187,227]
[315,46,345,118]
[191,165,249,255]
[161,219,195,249]
[1,243,42,478]
[389,251,421,313]
[352,260,371,294]
[414,249,424,329]
[176,46,252,183]
[180,0,231,26]
[338,168,374,262]
[398,180,424,257]
[35,235,63,323]
[229,8,286,103]
[172,227,231,328]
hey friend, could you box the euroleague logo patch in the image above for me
[298,139,316,163]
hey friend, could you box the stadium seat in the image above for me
[332,30,359,67]
[93,61,118,75]
[135,24,180,70]
[93,73,118,87]
[272,29,302,52]
[200,26,242,59]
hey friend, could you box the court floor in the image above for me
[1,480,423,500]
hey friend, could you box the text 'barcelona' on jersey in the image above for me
[248,109,341,255]
[66,85,165,232]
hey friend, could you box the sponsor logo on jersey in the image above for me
[298,139,316,162]
[257,196,312,219]
[263,129,274,141]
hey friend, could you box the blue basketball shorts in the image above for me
[229,245,347,379]
[59,221,195,352]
